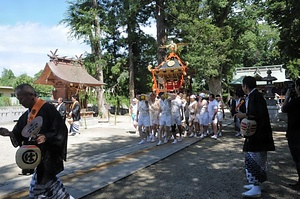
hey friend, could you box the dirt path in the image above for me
[83,126,300,199]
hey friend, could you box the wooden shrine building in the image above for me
[230,65,290,97]
[34,50,105,102]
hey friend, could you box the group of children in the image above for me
[130,91,226,146]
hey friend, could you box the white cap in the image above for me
[199,93,206,98]
[190,95,196,99]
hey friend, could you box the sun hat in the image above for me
[199,93,206,98]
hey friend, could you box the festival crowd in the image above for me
[129,91,227,146]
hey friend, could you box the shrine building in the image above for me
[34,50,105,102]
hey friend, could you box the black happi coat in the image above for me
[281,97,300,139]
[12,102,68,183]
[243,89,275,152]
[56,102,66,121]
[71,101,81,121]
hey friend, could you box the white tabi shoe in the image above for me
[138,140,145,145]
[156,141,163,146]
[164,137,168,143]
[183,131,188,137]
[146,135,151,143]
[151,136,156,143]
[211,134,218,139]
[189,133,195,138]
[244,184,263,191]
[242,185,261,198]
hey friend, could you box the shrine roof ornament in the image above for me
[47,49,83,67]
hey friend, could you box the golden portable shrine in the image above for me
[148,41,188,94]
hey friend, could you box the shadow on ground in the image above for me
[82,114,300,199]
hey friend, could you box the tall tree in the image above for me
[118,0,155,98]
[61,0,107,116]
[164,0,237,94]
[62,0,156,109]
[123,0,135,99]
[267,0,300,60]
[156,0,167,63]
[267,0,300,78]
[163,0,281,94]
[90,0,106,115]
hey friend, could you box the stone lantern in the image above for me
[261,69,278,121]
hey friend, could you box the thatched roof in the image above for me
[34,57,104,87]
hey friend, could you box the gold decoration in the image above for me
[167,60,175,67]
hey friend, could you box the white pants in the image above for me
[160,113,172,126]
[138,114,150,127]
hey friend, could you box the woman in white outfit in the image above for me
[171,93,183,143]
[215,94,225,137]
[149,93,160,142]
[188,95,198,137]
[130,98,138,133]
[157,93,172,146]
[181,94,189,136]
[207,94,218,139]
[136,94,150,144]
[198,93,209,139]
[193,95,202,138]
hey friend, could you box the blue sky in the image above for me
[0,0,90,77]
[0,1,67,26]
[0,0,156,78]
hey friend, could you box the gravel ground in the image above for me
[83,124,300,199]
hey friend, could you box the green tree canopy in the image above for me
[61,0,282,97]
[0,69,53,98]
[0,68,15,86]
[267,0,300,79]
[163,0,281,94]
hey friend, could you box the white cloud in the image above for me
[0,22,90,77]
[140,24,156,38]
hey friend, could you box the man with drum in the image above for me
[0,84,73,198]
[235,76,275,198]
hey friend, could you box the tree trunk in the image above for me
[156,0,167,63]
[129,43,135,99]
[125,1,135,100]
[91,0,106,118]
[156,0,167,92]
[206,76,223,96]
